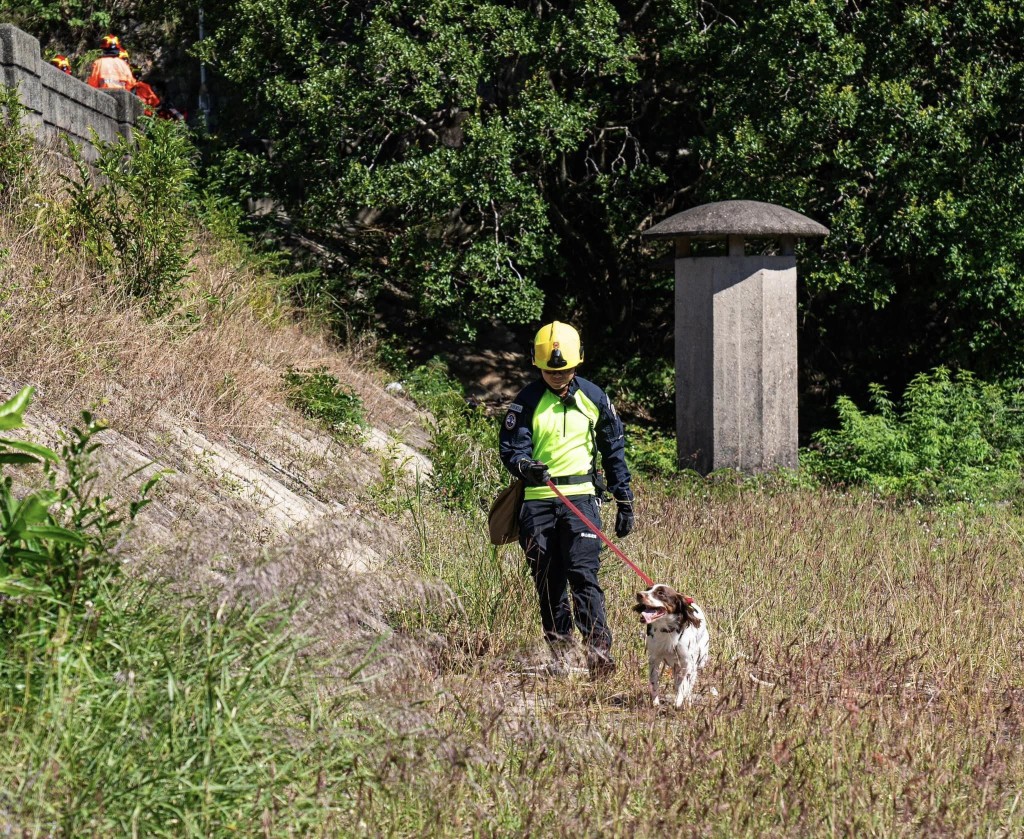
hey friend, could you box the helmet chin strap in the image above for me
[541,370,573,397]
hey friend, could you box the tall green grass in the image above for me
[0,389,374,835]
[0,578,381,835]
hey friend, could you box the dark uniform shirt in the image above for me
[499,376,633,502]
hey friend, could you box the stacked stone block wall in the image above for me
[1,23,141,160]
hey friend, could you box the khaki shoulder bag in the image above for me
[487,477,525,546]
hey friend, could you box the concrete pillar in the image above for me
[643,200,829,475]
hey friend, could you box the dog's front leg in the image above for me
[649,661,663,706]
[672,658,696,708]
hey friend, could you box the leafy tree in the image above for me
[204,0,1024,418]
[693,1,1024,412]
[12,0,1024,427]
[200,0,670,340]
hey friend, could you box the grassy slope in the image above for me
[2,139,1024,836]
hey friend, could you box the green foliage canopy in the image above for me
[202,0,1024,408]
[202,0,657,338]
[10,0,1024,414]
[697,1,1024,390]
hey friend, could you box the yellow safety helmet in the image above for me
[50,55,72,73]
[118,48,130,61]
[532,321,583,370]
[100,34,122,52]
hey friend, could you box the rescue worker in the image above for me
[132,79,162,114]
[49,55,72,75]
[86,34,136,91]
[115,46,164,115]
[499,321,635,679]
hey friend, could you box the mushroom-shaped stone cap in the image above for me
[643,200,829,239]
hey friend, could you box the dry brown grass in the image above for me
[1,145,425,659]
[370,488,1024,836]
[3,209,325,439]
[0,151,429,453]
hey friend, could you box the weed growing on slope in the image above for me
[0,84,35,207]
[403,357,505,511]
[63,117,197,310]
[0,386,160,624]
[0,390,377,834]
[283,365,366,443]
[0,580,374,836]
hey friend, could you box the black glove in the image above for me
[519,459,551,487]
[614,501,635,537]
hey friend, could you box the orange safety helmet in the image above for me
[100,34,122,52]
[49,55,72,74]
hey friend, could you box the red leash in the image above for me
[545,479,653,587]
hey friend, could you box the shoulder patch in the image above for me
[508,403,523,413]
[504,412,517,430]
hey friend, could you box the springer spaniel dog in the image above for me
[634,584,710,707]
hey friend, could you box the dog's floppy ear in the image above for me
[666,591,688,614]
[684,601,702,628]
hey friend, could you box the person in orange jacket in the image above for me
[86,34,136,91]
[116,45,164,115]
[133,81,161,115]
[49,55,72,75]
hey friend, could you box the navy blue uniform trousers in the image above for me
[518,495,611,651]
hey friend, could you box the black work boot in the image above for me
[586,646,616,680]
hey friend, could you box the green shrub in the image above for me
[63,117,198,309]
[0,83,36,205]
[801,368,1024,504]
[625,425,679,478]
[373,336,415,378]
[0,386,160,621]
[404,358,505,511]
[283,366,366,441]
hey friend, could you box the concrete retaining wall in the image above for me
[0,23,142,160]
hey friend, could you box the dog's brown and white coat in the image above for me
[634,584,710,707]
